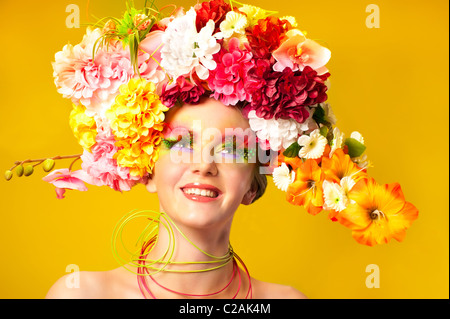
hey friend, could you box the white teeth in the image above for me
[183,188,218,198]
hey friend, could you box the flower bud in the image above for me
[24,165,34,176]
[43,159,55,172]
[4,170,13,181]
[345,137,366,158]
[15,165,24,177]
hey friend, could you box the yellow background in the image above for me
[0,0,448,299]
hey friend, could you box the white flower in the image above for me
[321,103,336,125]
[216,11,248,39]
[299,106,319,133]
[350,131,364,144]
[247,110,303,151]
[352,154,370,170]
[329,127,345,157]
[322,180,349,212]
[340,176,356,194]
[273,163,296,192]
[160,8,220,80]
[297,129,328,159]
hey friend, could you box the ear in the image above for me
[145,173,157,193]
[241,187,257,205]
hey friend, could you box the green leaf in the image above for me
[344,138,366,158]
[319,125,328,138]
[312,105,328,125]
[283,142,301,158]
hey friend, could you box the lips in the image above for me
[180,183,223,202]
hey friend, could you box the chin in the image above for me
[162,204,234,231]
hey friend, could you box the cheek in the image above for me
[153,152,185,193]
[224,164,255,195]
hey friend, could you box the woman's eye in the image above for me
[216,142,249,161]
[162,135,193,151]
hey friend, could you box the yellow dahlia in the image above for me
[69,103,97,150]
[105,78,168,176]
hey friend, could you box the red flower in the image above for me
[160,77,206,108]
[244,62,330,123]
[246,17,292,58]
[194,0,232,33]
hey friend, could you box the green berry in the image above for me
[15,165,24,177]
[4,170,13,181]
[43,158,55,172]
[24,165,34,176]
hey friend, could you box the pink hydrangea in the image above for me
[80,119,142,192]
[207,37,255,105]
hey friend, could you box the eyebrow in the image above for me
[163,123,197,139]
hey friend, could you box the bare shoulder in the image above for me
[45,271,106,299]
[45,266,142,299]
[250,277,307,299]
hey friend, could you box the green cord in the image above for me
[111,210,234,276]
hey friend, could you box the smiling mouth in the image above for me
[181,188,219,198]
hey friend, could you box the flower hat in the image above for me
[5,0,418,246]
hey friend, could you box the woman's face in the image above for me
[146,98,257,230]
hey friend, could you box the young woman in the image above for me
[45,98,307,299]
[11,0,416,300]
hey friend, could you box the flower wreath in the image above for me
[5,0,418,246]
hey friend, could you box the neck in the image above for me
[137,212,246,298]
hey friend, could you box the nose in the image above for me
[190,159,218,176]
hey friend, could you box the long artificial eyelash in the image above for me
[161,133,194,149]
[161,137,180,149]
[220,140,250,160]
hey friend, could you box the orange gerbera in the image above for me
[337,177,419,246]
[321,148,367,184]
[286,159,324,215]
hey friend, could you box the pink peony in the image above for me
[208,37,255,105]
[80,120,141,192]
[42,169,91,199]
[273,29,331,75]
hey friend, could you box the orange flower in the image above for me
[286,159,324,215]
[337,177,419,246]
[277,153,303,171]
[321,148,367,184]
[313,144,330,165]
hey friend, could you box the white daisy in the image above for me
[273,163,296,192]
[322,180,348,212]
[216,11,248,39]
[297,129,328,159]
[160,8,220,80]
[329,127,345,157]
